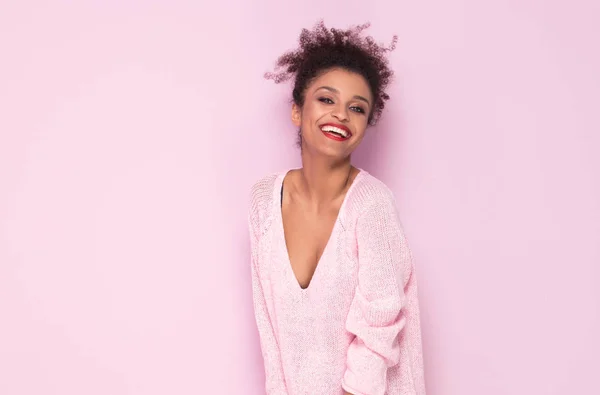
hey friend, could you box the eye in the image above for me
[351,106,366,114]
[318,97,334,104]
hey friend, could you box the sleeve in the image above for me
[248,208,288,395]
[341,195,422,395]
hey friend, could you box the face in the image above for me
[292,68,373,160]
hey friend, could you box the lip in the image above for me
[319,123,353,141]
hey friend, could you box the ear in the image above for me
[291,103,301,127]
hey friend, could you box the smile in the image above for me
[320,123,352,141]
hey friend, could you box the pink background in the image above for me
[1,1,598,394]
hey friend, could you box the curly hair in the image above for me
[265,20,397,135]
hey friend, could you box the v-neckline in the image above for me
[276,169,364,292]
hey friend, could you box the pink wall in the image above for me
[1,1,598,394]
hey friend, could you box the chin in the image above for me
[303,134,356,159]
[316,145,352,160]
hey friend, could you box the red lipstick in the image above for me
[320,123,352,141]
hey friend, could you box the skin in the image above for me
[280,67,374,394]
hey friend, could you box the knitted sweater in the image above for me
[248,169,425,395]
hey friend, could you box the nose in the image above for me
[331,104,349,122]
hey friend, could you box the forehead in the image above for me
[309,68,372,98]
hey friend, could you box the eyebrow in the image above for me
[315,86,371,106]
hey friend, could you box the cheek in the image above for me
[353,119,368,136]
[350,124,369,144]
[353,132,366,144]
[302,101,327,119]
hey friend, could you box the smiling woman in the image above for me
[248,20,426,395]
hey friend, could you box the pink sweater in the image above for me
[248,169,425,395]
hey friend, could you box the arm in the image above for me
[341,197,412,395]
[249,215,288,395]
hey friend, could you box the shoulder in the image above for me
[247,172,281,235]
[345,171,397,217]
[340,170,402,228]
[249,172,279,210]
[354,171,396,203]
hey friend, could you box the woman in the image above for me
[248,21,425,395]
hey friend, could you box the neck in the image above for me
[298,149,354,205]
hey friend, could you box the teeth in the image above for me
[321,125,349,138]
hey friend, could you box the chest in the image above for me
[265,209,359,320]
[281,205,340,289]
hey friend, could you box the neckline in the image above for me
[275,168,365,292]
